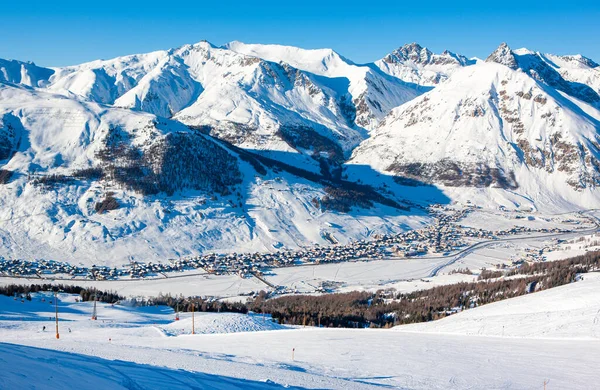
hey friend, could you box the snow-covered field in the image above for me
[2,273,600,389]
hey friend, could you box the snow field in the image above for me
[1,274,600,388]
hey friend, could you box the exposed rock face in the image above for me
[486,43,518,69]
[387,159,518,189]
[377,43,474,86]
[486,43,600,106]
[383,43,472,67]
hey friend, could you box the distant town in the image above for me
[0,205,588,280]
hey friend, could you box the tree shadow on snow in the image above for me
[222,143,451,220]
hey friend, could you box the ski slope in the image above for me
[0,343,300,390]
[398,272,600,339]
[1,274,600,389]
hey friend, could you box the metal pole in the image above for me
[92,294,97,320]
[191,302,195,335]
[54,291,60,339]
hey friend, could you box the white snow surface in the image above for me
[398,272,600,339]
[160,312,287,336]
[2,276,600,389]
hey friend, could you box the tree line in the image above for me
[0,283,124,303]
[250,250,600,328]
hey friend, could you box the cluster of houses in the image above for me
[0,205,576,279]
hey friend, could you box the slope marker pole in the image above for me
[54,291,60,339]
[92,294,97,320]
[192,301,195,335]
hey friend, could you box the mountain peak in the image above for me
[559,54,600,69]
[186,40,218,51]
[382,43,473,68]
[486,43,518,69]
[384,43,433,65]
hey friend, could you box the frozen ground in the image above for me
[1,274,600,389]
[458,208,592,231]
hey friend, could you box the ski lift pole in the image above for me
[191,301,195,335]
[54,291,60,339]
[92,294,97,320]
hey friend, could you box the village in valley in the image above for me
[0,204,593,283]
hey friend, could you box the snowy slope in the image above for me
[350,43,600,210]
[225,41,423,130]
[375,43,475,86]
[490,44,600,107]
[0,343,295,390]
[0,59,54,87]
[160,312,287,336]
[540,52,600,94]
[1,289,600,389]
[0,81,424,266]
[397,272,600,339]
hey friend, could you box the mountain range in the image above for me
[0,40,599,264]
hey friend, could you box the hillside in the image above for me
[1,281,599,389]
[0,81,423,266]
[349,43,600,211]
[397,272,600,339]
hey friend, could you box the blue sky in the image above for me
[2,0,599,66]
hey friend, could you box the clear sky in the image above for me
[2,0,599,67]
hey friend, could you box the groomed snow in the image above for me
[397,272,600,340]
[1,276,600,389]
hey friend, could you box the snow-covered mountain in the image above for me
[375,43,476,86]
[224,41,424,130]
[1,40,600,263]
[0,79,423,265]
[538,53,600,95]
[11,40,424,176]
[350,43,600,210]
[487,43,600,107]
[44,42,366,170]
[0,59,54,88]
